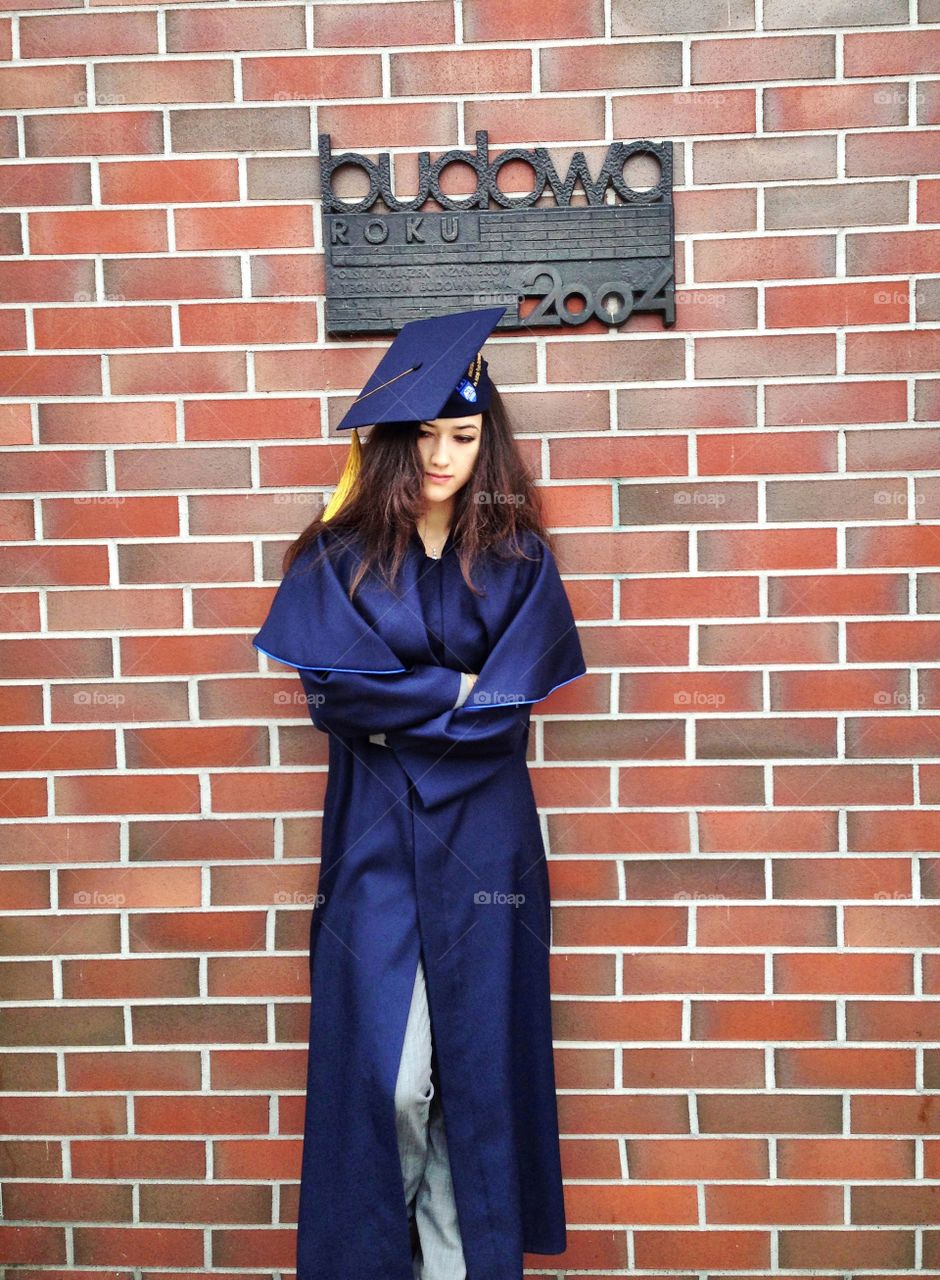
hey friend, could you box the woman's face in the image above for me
[417,414,483,504]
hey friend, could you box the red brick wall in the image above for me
[2,0,940,1275]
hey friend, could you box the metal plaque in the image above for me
[319,131,675,335]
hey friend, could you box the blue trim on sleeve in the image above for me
[252,641,407,675]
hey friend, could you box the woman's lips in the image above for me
[426,473,452,481]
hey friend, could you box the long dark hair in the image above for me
[282,384,551,599]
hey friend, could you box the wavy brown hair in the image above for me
[282,385,550,600]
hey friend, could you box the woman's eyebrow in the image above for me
[419,420,480,429]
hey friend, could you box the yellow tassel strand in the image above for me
[322,427,362,522]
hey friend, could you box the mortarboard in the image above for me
[322,306,507,521]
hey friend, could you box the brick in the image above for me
[39,400,177,445]
[35,304,172,350]
[542,41,681,91]
[132,1002,267,1045]
[166,6,305,53]
[0,822,119,866]
[118,540,254,584]
[844,29,940,76]
[313,1,454,47]
[125,725,268,769]
[65,1050,201,1092]
[59,865,201,910]
[170,106,310,153]
[109,351,246,396]
[765,281,909,328]
[846,330,940,374]
[178,300,316,346]
[114,445,251,490]
[0,730,115,773]
[764,0,907,26]
[695,233,835,282]
[692,34,834,83]
[465,96,605,145]
[183,397,314,441]
[694,135,837,184]
[0,637,112,679]
[465,0,602,39]
[701,430,840,476]
[850,427,940,473]
[847,130,940,177]
[695,333,837,379]
[105,253,242,300]
[244,52,381,102]
[3,448,106,492]
[547,337,684,384]
[0,1226,64,1265]
[765,180,908,230]
[318,100,456,149]
[1,1006,124,1047]
[0,64,86,109]
[62,956,199,999]
[612,0,755,35]
[103,158,238,210]
[54,774,201,816]
[765,380,907,426]
[392,48,532,97]
[188,491,322,535]
[73,1226,203,1267]
[3,1181,133,1224]
[617,385,755,431]
[42,495,180,540]
[139,1180,272,1223]
[19,12,157,58]
[129,910,267,952]
[847,229,940,276]
[174,204,312,251]
[26,115,163,160]
[615,88,756,138]
[97,61,235,108]
[71,1138,205,1179]
[30,208,166,253]
[767,476,905,523]
[50,681,190,725]
[765,83,908,131]
[0,353,101,397]
[134,1094,269,1135]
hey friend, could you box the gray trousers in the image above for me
[394,952,468,1280]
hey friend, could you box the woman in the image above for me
[253,307,586,1280]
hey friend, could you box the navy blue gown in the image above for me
[252,524,586,1280]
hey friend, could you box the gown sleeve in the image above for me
[296,664,463,739]
[251,535,463,735]
[382,533,586,809]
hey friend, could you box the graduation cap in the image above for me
[323,305,507,521]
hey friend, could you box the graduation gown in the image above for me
[252,524,586,1280]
